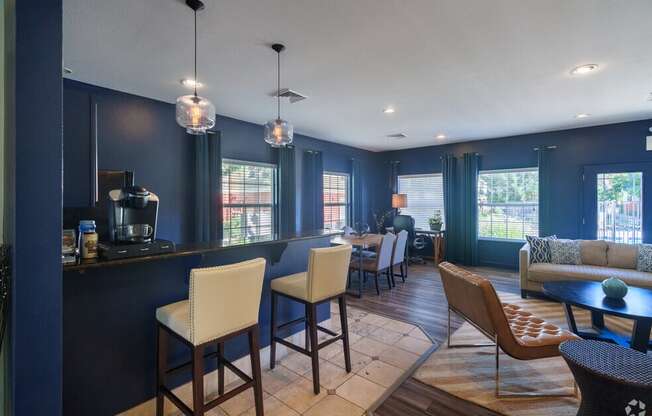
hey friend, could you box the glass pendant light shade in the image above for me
[176,94,215,135]
[264,118,293,147]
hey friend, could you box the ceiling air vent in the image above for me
[273,88,308,103]
[386,133,408,139]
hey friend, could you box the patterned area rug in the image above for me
[414,291,634,416]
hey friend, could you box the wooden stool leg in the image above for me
[308,304,321,394]
[156,324,168,416]
[217,342,224,396]
[305,303,310,351]
[338,296,352,373]
[248,326,264,416]
[400,263,406,282]
[270,291,277,369]
[386,269,392,289]
[192,345,205,416]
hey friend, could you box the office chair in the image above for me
[392,215,426,265]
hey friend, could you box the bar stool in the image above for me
[155,258,266,416]
[269,244,353,394]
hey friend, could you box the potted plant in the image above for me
[428,210,443,231]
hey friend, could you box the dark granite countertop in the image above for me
[63,229,340,272]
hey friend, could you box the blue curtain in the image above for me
[389,161,400,194]
[442,154,458,262]
[350,158,362,227]
[277,145,296,235]
[301,150,324,231]
[195,131,222,242]
[461,152,479,265]
[538,146,553,237]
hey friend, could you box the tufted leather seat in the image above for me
[502,303,578,347]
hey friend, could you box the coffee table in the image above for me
[543,280,652,352]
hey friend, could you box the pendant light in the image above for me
[176,0,215,135]
[264,44,293,147]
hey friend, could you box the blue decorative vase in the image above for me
[601,277,628,299]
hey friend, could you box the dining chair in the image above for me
[391,230,409,285]
[350,232,396,295]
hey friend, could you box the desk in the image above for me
[384,228,445,265]
[331,234,383,298]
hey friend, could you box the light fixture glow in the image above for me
[175,0,216,135]
[181,78,203,89]
[570,64,599,76]
[383,107,396,114]
[575,113,591,119]
[264,43,293,147]
[436,134,446,139]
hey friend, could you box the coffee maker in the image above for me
[108,186,158,243]
[99,185,174,260]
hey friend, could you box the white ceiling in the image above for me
[63,0,652,152]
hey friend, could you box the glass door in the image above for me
[583,163,650,243]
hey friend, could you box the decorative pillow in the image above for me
[637,244,652,272]
[549,239,582,265]
[526,235,557,264]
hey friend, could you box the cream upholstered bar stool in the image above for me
[155,258,266,416]
[269,244,353,394]
[390,230,409,285]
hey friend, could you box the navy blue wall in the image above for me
[64,79,385,242]
[6,1,64,415]
[384,119,652,268]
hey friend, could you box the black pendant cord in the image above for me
[277,50,281,120]
[193,9,198,98]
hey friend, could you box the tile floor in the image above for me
[122,302,433,416]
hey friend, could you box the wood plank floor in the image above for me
[346,262,519,416]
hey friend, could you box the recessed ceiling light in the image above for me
[383,107,396,114]
[570,64,599,76]
[435,134,446,139]
[180,78,203,88]
[575,113,591,119]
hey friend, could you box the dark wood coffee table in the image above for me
[543,280,652,352]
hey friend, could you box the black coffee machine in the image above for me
[99,185,174,259]
[108,186,158,243]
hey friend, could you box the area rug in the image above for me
[413,291,634,416]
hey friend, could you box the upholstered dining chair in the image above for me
[390,230,408,285]
[438,262,579,398]
[350,232,396,295]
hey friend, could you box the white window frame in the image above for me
[477,167,539,242]
[222,158,278,244]
[323,171,350,230]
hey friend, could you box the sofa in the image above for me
[519,240,652,297]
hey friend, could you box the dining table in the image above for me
[331,233,383,297]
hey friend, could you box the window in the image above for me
[478,168,538,241]
[397,174,445,229]
[597,171,642,243]
[222,159,276,244]
[323,172,350,230]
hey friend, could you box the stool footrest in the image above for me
[277,316,306,331]
[161,386,193,416]
[317,325,338,337]
[275,336,310,355]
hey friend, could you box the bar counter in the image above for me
[63,230,339,416]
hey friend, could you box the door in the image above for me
[582,163,651,243]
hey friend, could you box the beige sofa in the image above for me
[519,240,652,298]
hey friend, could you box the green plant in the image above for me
[428,210,443,229]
